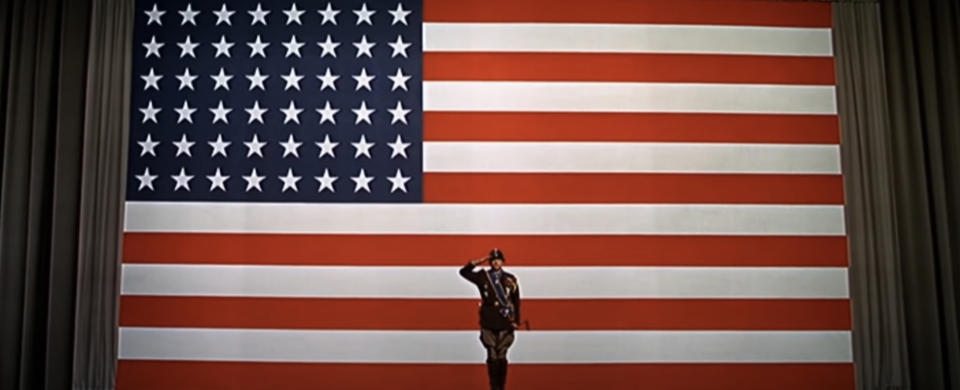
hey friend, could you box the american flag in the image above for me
[118,1,853,389]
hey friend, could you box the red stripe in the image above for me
[423,0,831,28]
[117,361,854,390]
[423,112,840,144]
[424,173,843,204]
[120,297,851,331]
[122,234,848,267]
[425,53,835,85]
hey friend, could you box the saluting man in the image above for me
[459,248,521,390]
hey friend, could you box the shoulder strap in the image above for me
[484,270,515,319]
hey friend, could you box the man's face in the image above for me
[490,258,504,269]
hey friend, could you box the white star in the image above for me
[137,134,160,157]
[246,67,269,90]
[280,134,302,158]
[179,3,200,25]
[315,134,338,158]
[278,168,302,192]
[208,134,231,157]
[388,35,411,58]
[245,101,268,124]
[281,67,303,91]
[135,167,158,191]
[141,68,163,91]
[317,35,340,58]
[144,4,165,25]
[143,36,164,58]
[282,35,304,58]
[212,35,235,58]
[207,168,229,191]
[350,169,374,193]
[210,68,233,91]
[353,35,376,58]
[174,100,196,124]
[172,134,195,157]
[388,67,411,91]
[244,134,267,158]
[351,134,375,158]
[247,35,270,58]
[283,3,305,25]
[214,3,235,25]
[352,101,375,125]
[353,3,376,25]
[389,3,411,25]
[176,67,197,90]
[318,2,340,25]
[314,169,338,193]
[388,101,411,124]
[242,168,266,192]
[317,67,339,91]
[248,3,270,25]
[280,101,303,124]
[209,100,232,124]
[316,101,339,125]
[171,168,194,191]
[387,134,411,159]
[387,168,411,193]
[352,67,376,91]
[177,35,199,58]
[139,101,161,123]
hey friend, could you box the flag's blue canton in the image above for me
[128,0,422,202]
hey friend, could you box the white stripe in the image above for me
[423,23,833,56]
[120,265,849,299]
[424,142,840,174]
[124,202,846,235]
[119,328,852,363]
[423,81,837,114]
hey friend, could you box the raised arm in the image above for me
[459,257,487,285]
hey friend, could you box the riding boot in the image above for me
[487,359,500,390]
[498,359,509,390]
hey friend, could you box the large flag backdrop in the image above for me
[117,0,852,389]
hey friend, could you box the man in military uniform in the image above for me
[459,248,521,390]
